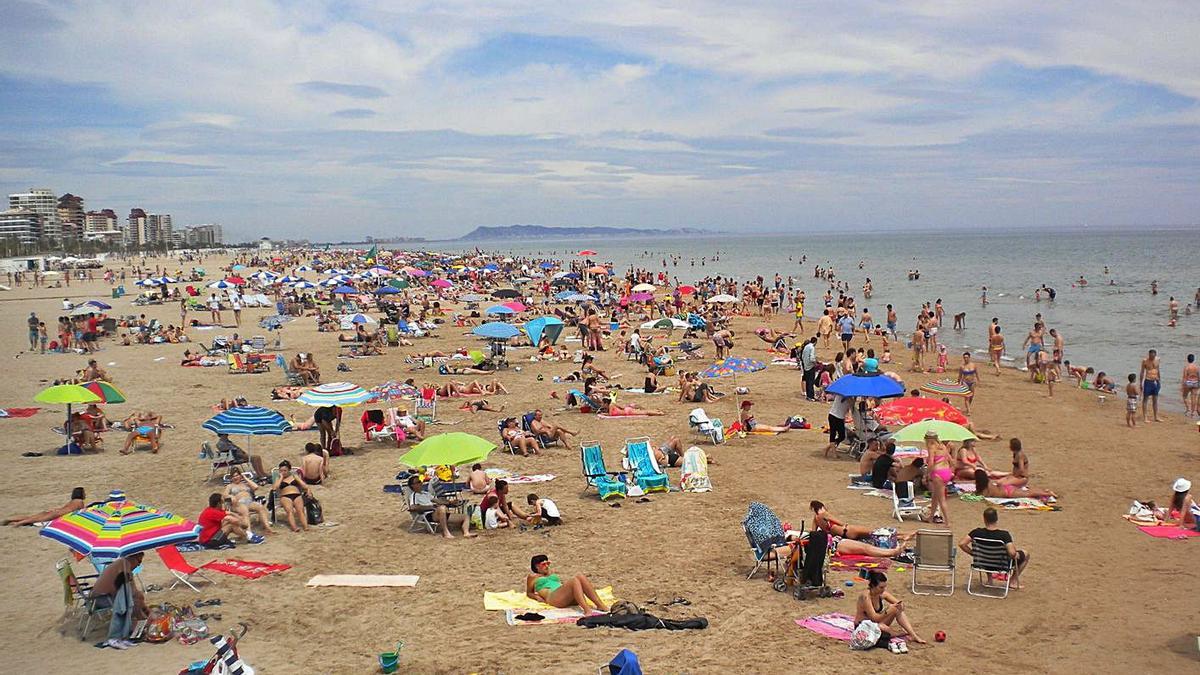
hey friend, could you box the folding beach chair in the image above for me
[402,485,438,534]
[522,412,558,449]
[892,481,925,522]
[203,440,249,483]
[276,354,304,385]
[56,558,110,639]
[742,501,785,580]
[966,537,1014,599]
[414,388,437,423]
[688,408,725,445]
[249,335,267,352]
[498,418,517,455]
[156,545,217,593]
[910,529,956,596]
[622,437,669,494]
[580,441,627,501]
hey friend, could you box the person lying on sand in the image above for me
[739,400,790,433]
[601,396,665,416]
[4,487,85,526]
[526,554,609,613]
[972,469,1056,500]
[810,501,913,556]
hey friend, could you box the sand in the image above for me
[0,254,1197,674]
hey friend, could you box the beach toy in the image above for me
[379,640,404,673]
[934,631,947,642]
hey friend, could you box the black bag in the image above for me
[304,494,324,525]
[803,530,827,587]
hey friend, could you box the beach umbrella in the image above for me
[892,419,976,443]
[706,294,738,304]
[318,278,342,287]
[70,306,96,317]
[430,279,453,289]
[553,290,577,301]
[389,279,410,289]
[232,264,246,271]
[539,262,557,269]
[36,384,103,452]
[405,268,428,277]
[490,288,521,299]
[279,275,304,284]
[41,498,200,561]
[85,300,112,310]
[293,281,318,290]
[632,283,655,293]
[225,276,246,286]
[577,249,597,256]
[154,276,178,284]
[825,373,906,399]
[676,285,697,295]
[374,285,400,295]
[366,380,420,403]
[399,432,496,468]
[873,397,969,426]
[202,406,291,436]
[207,280,233,289]
[344,313,377,325]
[332,285,358,295]
[524,316,565,346]
[566,293,597,303]
[641,318,689,331]
[296,265,314,272]
[920,379,973,397]
[80,381,127,405]
[472,322,521,340]
[502,301,526,312]
[485,305,516,316]
[297,382,372,407]
[622,292,654,304]
[460,293,487,302]
[135,278,161,287]
[587,266,610,275]
[701,357,766,379]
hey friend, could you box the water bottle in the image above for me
[271,468,280,485]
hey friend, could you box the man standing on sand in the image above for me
[1181,354,1198,418]
[1139,349,1162,423]
[1049,328,1064,373]
[27,312,39,351]
[1021,322,1044,371]
[817,309,834,349]
[801,336,818,401]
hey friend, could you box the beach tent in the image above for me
[524,316,565,346]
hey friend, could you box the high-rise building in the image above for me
[0,208,41,245]
[127,208,147,247]
[147,213,172,246]
[56,193,85,240]
[184,223,224,246]
[83,209,122,244]
[8,188,60,241]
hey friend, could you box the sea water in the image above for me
[423,228,1199,401]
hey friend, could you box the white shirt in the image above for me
[829,394,852,420]
[408,488,434,507]
[538,498,560,518]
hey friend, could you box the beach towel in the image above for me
[202,559,291,579]
[597,414,652,419]
[983,497,1059,511]
[894,445,923,459]
[0,407,40,418]
[504,607,605,626]
[503,474,556,484]
[306,574,418,587]
[797,613,900,645]
[1137,525,1200,539]
[830,555,892,573]
[484,587,616,611]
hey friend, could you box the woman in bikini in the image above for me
[925,431,954,526]
[272,460,311,532]
[855,572,926,647]
[958,352,979,414]
[973,469,1056,500]
[1000,437,1031,489]
[4,487,85,526]
[988,327,1005,376]
[525,554,609,613]
[601,396,666,416]
[501,417,540,456]
[810,501,912,554]
[223,472,271,535]
[952,438,1006,481]
[739,400,790,433]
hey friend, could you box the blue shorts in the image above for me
[1142,379,1160,396]
[886,321,896,332]
[1028,344,1041,354]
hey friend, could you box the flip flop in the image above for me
[667,596,691,606]
[194,599,221,607]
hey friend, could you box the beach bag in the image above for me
[327,437,344,457]
[304,495,324,525]
[145,609,174,643]
[608,600,641,616]
[868,527,898,550]
[803,530,827,586]
[849,620,882,650]
[786,416,807,429]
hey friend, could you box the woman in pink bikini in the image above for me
[924,431,954,525]
[973,469,1056,500]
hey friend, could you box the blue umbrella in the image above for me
[825,373,905,399]
[202,406,290,436]
[539,262,557,269]
[374,286,400,295]
[472,322,521,339]
[482,263,499,271]
[700,357,767,379]
[345,313,376,325]
[524,316,565,345]
[332,285,358,295]
[554,290,577,301]
[484,305,516,315]
[85,300,112,310]
[566,293,597,302]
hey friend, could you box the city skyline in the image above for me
[1,1,1197,240]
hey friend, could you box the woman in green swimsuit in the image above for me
[524,554,610,613]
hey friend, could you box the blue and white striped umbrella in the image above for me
[472,322,521,339]
[292,281,318,289]
[344,313,377,325]
[155,276,178,284]
[319,277,342,287]
[279,275,305,284]
[207,280,233,290]
[135,278,161,287]
[297,382,372,407]
[202,406,291,436]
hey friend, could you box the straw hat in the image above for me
[1173,477,1191,493]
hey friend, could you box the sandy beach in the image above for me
[1,253,1197,675]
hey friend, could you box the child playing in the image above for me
[525,493,561,526]
[37,322,47,353]
[818,363,834,401]
[936,344,949,373]
[1125,373,1138,427]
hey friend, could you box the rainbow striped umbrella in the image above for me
[700,357,767,379]
[297,382,372,407]
[80,380,127,404]
[40,497,200,560]
[920,379,973,397]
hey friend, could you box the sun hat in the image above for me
[1173,477,1191,493]
[924,430,939,439]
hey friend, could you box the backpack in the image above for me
[304,495,324,525]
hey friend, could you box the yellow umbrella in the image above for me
[35,384,102,454]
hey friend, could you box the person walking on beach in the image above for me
[1139,349,1162,422]
[1021,322,1044,372]
[27,312,39,351]
[885,304,897,340]
[988,326,1005,376]
[208,293,222,326]
[1125,374,1139,427]
[817,309,834,348]
[1181,354,1198,418]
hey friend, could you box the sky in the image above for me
[1,1,1198,241]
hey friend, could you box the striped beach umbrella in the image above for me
[40,498,200,560]
[920,379,973,397]
[293,281,318,289]
[80,380,127,404]
[700,357,766,379]
[202,406,290,436]
[207,279,233,289]
[297,382,372,407]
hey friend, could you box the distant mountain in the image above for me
[456,225,716,241]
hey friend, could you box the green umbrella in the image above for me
[399,432,496,468]
[891,419,976,443]
[35,384,103,453]
[389,279,409,289]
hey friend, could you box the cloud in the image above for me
[331,108,378,119]
[296,80,389,99]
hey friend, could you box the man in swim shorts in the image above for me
[1139,349,1161,423]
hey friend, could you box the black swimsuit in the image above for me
[279,476,303,502]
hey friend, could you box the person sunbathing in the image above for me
[273,461,311,532]
[855,572,927,646]
[528,409,578,449]
[181,349,204,366]
[652,435,691,467]
[601,396,666,416]
[409,351,450,359]
[391,409,427,441]
[525,554,609,613]
[460,399,504,413]
[271,386,305,400]
[223,472,271,535]
[739,400,790,433]
[120,410,163,454]
[810,501,912,554]
[4,487,85,526]
[468,463,491,494]
[952,438,1007,480]
[581,354,614,381]
[438,363,494,376]
[82,403,111,432]
[502,417,540,456]
[973,469,1056,500]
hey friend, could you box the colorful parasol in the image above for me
[202,406,290,436]
[873,397,968,426]
[297,382,372,407]
[80,380,127,404]
[892,419,976,443]
[40,497,200,560]
[920,379,973,397]
[700,357,766,379]
[400,432,496,467]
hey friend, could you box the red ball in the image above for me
[934,631,947,642]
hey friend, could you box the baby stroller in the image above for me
[484,340,509,370]
[843,404,891,460]
[773,529,834,600]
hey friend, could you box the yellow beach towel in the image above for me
[483,587,616,611]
